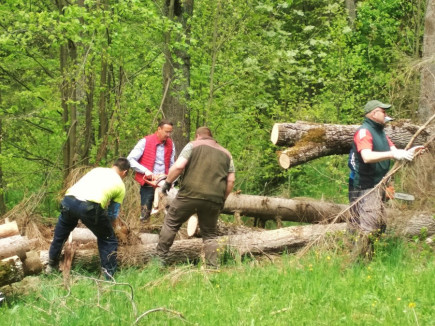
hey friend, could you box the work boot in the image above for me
[44,259,59,274]
[140,206,151,222]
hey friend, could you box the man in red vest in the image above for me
[127,120,176,222]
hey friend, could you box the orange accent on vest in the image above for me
[134,133,173,186]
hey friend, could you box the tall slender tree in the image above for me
[418,0,435,122]
[162,0,193,150]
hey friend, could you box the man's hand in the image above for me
[143,170,153,180]
[392,149,413,161]
[408,145,425,156]
[160,181,172,195]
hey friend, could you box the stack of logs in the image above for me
[0,220,42,287]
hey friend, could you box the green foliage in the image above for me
[1,239,433,325]
[0,0,428,214]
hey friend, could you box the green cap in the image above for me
[363,100,391,114]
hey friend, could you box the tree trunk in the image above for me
[344,0,356,26]
[419,0,435,123]
[22,250,43,275]
[271,122,432,169]
[162,0,193,150]
[37,213,434,269]
[57,0,78,180]
[162,190,349,224]
[0,220,19,238]
[222,193,349,224]
[0,235,37,260]
[0,112,6,215]
[82,70,95,165]
[205,0,221,123]
[0,256,24,287]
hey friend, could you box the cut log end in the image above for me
[187,215,199,237]
[279,153,291,169]
[270,124,280,145]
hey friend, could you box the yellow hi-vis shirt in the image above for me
[66,167,125,209]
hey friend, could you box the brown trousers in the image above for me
[349,187,386,234]
[156,197,222,266]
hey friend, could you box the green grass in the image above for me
[1,237,434,326]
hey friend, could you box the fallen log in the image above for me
[222,193,349,224]
[22,251,43,275]
[0,235,37,260]
[271,121,431,169]
[38,223,346,268]
[0,256,24,287]
[162,190,349,225]
[39,213,434,269]
[70,228,97,243]
[0,220,20,239]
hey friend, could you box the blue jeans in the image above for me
[140,185,155,210]
[48,196,118,276]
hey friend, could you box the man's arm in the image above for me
[127,139,152,176]
[360,148,394,163]
[107,202,121,220]
[224,172,235,199]
[166,157,188,183]
[361,145,424,163]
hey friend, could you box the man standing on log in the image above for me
[157,127,236,267]
[127,120,176,222]
[349,100,423,238]
[46,158,130,278]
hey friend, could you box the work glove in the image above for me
[408,145,425,156]
[392,149,414,161]
[160,181,172,196]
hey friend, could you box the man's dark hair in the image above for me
[196,126,213,138]
[158,119,173,128]
[114,157,130,171]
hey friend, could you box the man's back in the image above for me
[179,139,231,204]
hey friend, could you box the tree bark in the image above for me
[162,190,349,224]
[344,0,356,26]
[222,193,349,224]
[0,220,19,238]
[37,213,434,269]
[419,0,435,123]
[0,235,37,260]
[0,102,6,215]
[162,0,193,150]
[57,0,78,180]
[271,122,431,169]
[0,255,24,287]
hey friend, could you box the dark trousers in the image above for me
[140,185,155,210]
[156,197,222,266]
[48,196,118,276]
[348,188,386,234]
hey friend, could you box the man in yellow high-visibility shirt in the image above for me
[46,158,130,278]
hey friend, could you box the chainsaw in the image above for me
[392,192,415,201]
[143,174,167,188]
[386,186,415,201]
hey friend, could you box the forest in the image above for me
[0,0,434,324]
[1,0,433,218]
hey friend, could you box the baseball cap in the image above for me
[363,100,391,114]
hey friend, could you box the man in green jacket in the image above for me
[349,100,423,234]
[157,127,235,267]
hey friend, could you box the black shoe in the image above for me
[140,206,151,222]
